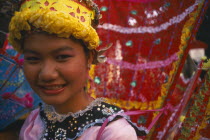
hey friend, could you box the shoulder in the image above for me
[91,101,140,139]
[25,108,40,122]
[19,108,44,140]
[79,118,139,140]
[102,118,138,140]
[92,101,147,138]
[20,108,41,129]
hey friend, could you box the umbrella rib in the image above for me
[2,79,26,106]
[0,64,18,90]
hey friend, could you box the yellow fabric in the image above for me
[9,0,99,53]
[202,57,210,70]
[20,0,94,26]
[89,65,97,98]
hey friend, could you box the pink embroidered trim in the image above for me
[98,0,200,34]
[106,53,178,70]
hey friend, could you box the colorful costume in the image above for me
[20,98,146,140]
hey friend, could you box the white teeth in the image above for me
[43,85,64,90]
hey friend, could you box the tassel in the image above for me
[202,57,210,70]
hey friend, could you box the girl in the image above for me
[9,0,147,139]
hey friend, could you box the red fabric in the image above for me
[190,39,208,49]
[93,0,208,137]
[94,0,199,103]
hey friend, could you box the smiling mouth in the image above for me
[41,85,65,90]
[39,84,66,95]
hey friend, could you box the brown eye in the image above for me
[25,57,39,60]
[25,56,40,64]
[56,55,72,61]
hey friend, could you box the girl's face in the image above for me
[23,33,90,110]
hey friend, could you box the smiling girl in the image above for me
[23,33,92,114]
[9,0,147,139]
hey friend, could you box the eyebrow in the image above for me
[23,46,74,54]
[51,46,74,54]
[23,49,40,55]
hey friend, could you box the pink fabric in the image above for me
[79,118,139,140]
[20,110,139,140]
[19,109,44,140]
[97,104,174,139]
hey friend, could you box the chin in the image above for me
[47,99,65,105]
[39,95,66,106]
[34,90,67,105]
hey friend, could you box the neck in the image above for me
[53,90,93,114]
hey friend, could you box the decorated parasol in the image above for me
[0,38,41,130]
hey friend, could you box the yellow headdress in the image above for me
[9,0,100,53]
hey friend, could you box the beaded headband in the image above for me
[8,0,100,53]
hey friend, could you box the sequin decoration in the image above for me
[130,10,138,15]
[128,17,138,26]
[94,76,101,84]
[100,6,108,12]
[125,40,133,47]
[130,81,137,87]
[137,116,146,124]
[164,2,171,8]
[102,107,114,115]
[154,38,161,45]
[55,128,67,140]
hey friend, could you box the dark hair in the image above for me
[20,31,95,62]
[69,36,98,64]
[69,36,90,58]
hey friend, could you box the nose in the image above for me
[38,61,59,82]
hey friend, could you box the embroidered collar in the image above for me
[42,98,105,122]
[40,99,124,140]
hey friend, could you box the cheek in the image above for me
[23,64,38,84]
[60,61,88,82]
[62,65,88,79]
